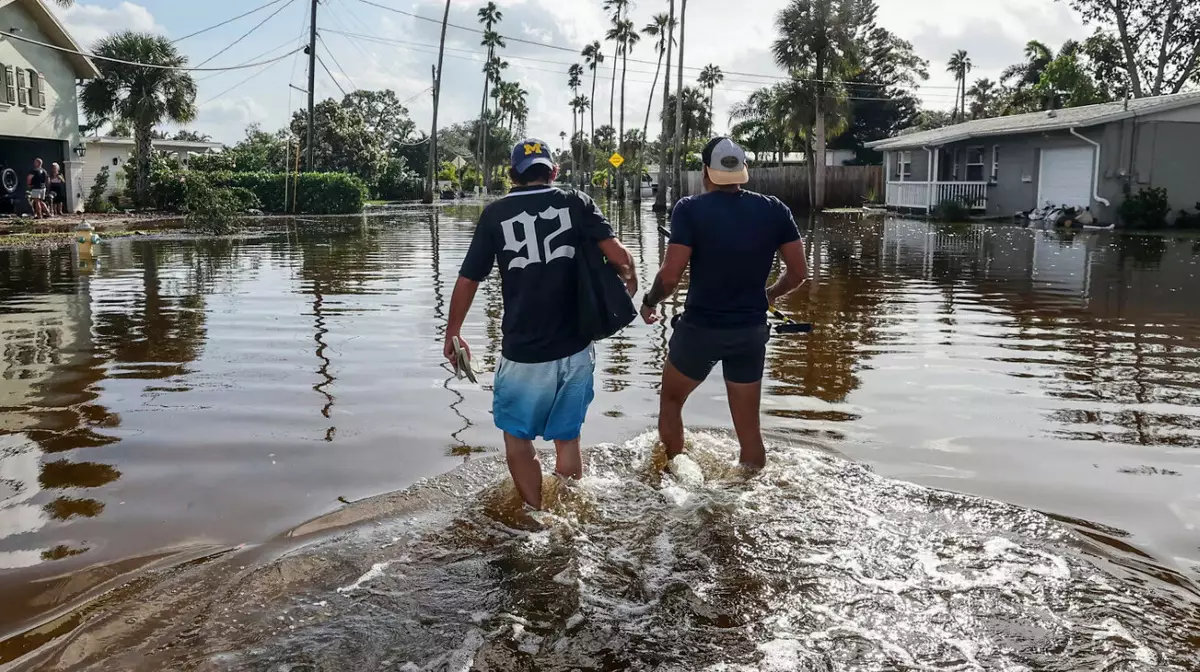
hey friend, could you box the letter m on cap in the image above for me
[524,142,542,155]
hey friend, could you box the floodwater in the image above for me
[1,204,1199,670]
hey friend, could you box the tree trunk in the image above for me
[477,69,491,195]
[618,47,628,200]
[572,104,578,188]
[1111,6,1145,97]
[608,8,620,138]
[635,49,661,205]
[590,70,598,190]
[803,128,815,210]
[671,0,687,204]
[813,56,826,211]
[654,0,674,212]
[134,121,153,208]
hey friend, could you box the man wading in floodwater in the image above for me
[445,139,636,509]
[641,137,809,468]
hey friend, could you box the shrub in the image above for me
[86,167,113,213]
[144,170,366,214]
[1118,187,1170,228]
[229,187,262,212]
[188,152,237,173]
[933,198,971,222]
[185,180,241,235]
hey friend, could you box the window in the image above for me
[35,72,45,109]
[898,151,913,179]
[24,69,39,109]
[112,157,120,166]
[0,65,10,106]
[991,145,1000,181]
[15,68,26,107]
[966,146,986,181]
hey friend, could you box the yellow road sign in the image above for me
[608,152,624,168]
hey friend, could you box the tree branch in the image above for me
[1151,0,1181,95]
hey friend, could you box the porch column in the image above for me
[64,160,85,213]
[926,149,934,213]
[931,149,941,212]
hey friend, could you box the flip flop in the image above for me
[451,336,477,383]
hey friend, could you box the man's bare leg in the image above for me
[725,379,766,469]
[552,437,583,479]
[503,432,543,509]
[659,361,702,459]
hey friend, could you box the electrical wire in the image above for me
[350,0,960,90]
[172,0,292,43]
[317,55,349,97]
[317,33,359,92]
[199,49,294,105]
[194,0,299,68]
[0,31,306,71]
[196,33,304,81]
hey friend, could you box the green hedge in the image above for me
[151,170,367,215]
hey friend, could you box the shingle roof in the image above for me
[865,91,1200,151]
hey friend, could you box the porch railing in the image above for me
[885,181,989,212]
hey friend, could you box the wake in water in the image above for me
[12,432,1200,671]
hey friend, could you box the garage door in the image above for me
[1038,146,1094,209]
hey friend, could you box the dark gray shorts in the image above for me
[667,320,770,384]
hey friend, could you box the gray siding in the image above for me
[885,148,930,182]
[1133,121,1200,215]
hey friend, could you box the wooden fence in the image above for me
[681,165,884,211]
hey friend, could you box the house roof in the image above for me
[1,0,101,79]
[88,136,224,151]
[865,91,1200,151]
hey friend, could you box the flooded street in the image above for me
[1,203,1199,669]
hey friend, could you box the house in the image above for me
[0,0,100,213]
[746,149,857,166]
[82,136,223,199]
[866,91,1200,221]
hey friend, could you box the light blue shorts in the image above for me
[493,345,596,441]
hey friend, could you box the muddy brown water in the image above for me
[1,203,1198,670]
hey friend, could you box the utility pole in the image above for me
[425,0,451,204]
[306,0,319,171]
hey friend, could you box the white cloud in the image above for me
[197,97,269,139]
[54,1,166,49]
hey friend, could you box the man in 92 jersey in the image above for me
[445,138,637,510]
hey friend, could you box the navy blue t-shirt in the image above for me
[669,189,801,328]
[459,186,615,363]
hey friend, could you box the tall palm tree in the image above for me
[568,64,584,186]
[671,0,688,203]
[607,18,639,197]
[654,0,676,210]
[476,2,503,192]
[602,0,629,139]
[581,41,604,188]
[570,94,590,187]
[81,31,196,208]
[663,86,711,149]
[641,12,675,203]
[772,0,859,210]
[730,84,790,164]
[947,49,972,121]
[967,78,997,119]
[698,64,724,134]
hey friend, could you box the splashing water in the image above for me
[15,432,1200,671]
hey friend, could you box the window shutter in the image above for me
[16,68,26,107]
[36,73,45,109]
[4,66,14,105]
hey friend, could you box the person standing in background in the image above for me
[27,158,50,219]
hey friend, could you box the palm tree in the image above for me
[654,0,676,211]
[663,86,711,149]
[581,41,604,188]
[967,78,997,119]
[53,0,75,6]
[641,12,674,202]
[570,95,590,187]
[772,0,859,210]
[607,18,639,197]
[476,2,503,192]
[81,31,196,208]
[568,64,584,187]
[947,49,972,121]
[698,64,724,134]
[602,0,630,138]
[729,84,790,164]
[671,0,688,203]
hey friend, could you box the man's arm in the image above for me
[597,236,638,296]
[766,239,808,303]
[640,243,692,323]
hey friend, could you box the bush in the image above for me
[933,198,971,222]
[145,169,366,214]
[185,180,241,235]
[188,152,237,173]
[1118,187,1170,228]
[229,187,261,212]
[86,167,114,213]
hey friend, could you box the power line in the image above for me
[350,0,960,91]
[317,55,349,97]
[194,0,299,68]
[172,0,292,43]
[317,33,359,92]
[196,33,304,81]
[0,30,305,71]
[199,49,295,105]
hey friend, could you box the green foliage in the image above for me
[228,187,261,212]
[185,179,241,235]
[86,167,113,213]
[1118,187,1170,228]
[933,198,972,222]
[146,170,366,214]
[290,98,389,186]
[123,150,182,206]
[1175,204,1200,229]
[187,152,237,172]
[375,157,422,201]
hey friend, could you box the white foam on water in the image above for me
[335,561,389,594]
[1095,618,1159,665]
[668,454,705,486]
[441,628,485,672]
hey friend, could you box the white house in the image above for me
[746,149,858,166]
[0,0,100,213]
[82,136,223,199]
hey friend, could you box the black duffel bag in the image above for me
[576,229,636,342]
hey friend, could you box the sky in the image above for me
[51,0,1094,148]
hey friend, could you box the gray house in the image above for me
[866,91,1200,222]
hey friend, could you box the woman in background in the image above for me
[48,163,66,216]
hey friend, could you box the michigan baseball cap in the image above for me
[701,137,749,185]
[510,138,555,174]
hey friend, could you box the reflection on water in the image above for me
[1,208,1200,668]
